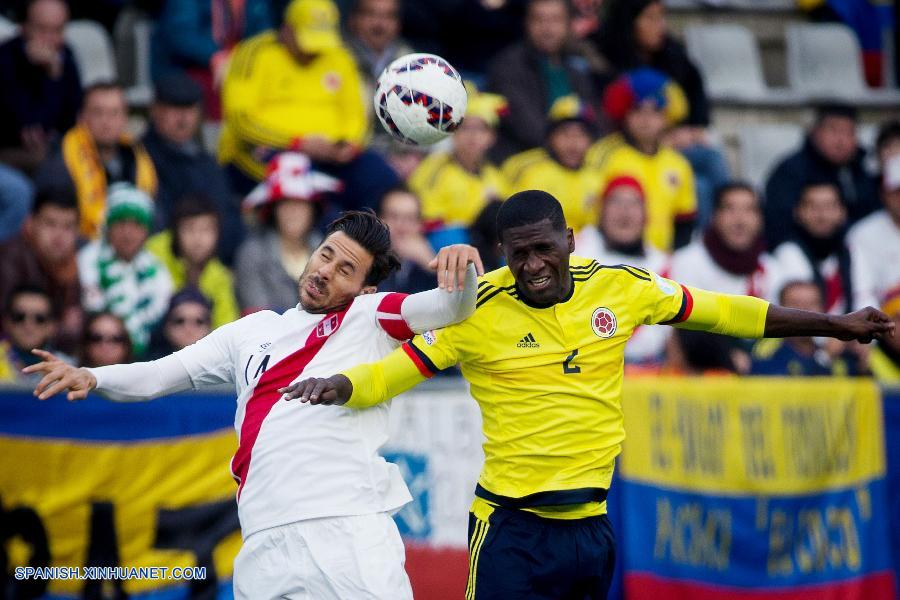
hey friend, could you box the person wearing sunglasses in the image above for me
[0,284,72,383]
[148,288,213,359]
[79,312,132,368]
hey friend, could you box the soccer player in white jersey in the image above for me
[25,210,483,600]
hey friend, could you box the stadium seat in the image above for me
[114,10,154,107]
[685,24,767,100]
[0,15,17,45]
[737,124,804,188]
[786,23,867,100]
[64,20,116,86]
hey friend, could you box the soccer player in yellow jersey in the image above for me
[282,191,893,599]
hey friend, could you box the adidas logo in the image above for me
[517,333,540,348]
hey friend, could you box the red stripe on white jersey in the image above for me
[230,305,351,499]
[376,292,413,340]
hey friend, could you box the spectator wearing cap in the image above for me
[234,153,339,313]
[151,0,273,119]
[148,288,214,359]
[146,193,239,329]
[142,73,242,264]
[870,288,900,383]
[409,91,509,234]
[502,95,601,232]
[77,184,174,357]
[588,67,696,251]
[0,187,82,354]
[0,285,73,384]
[486,0,599,160]
[764,105,880,249]
[773,180,874,314]
[220,0,398,211]
[576,175,670,369]
[847,153,900,306]
[36,82,158,240]
[0,0,82,174]
[670,183,781,301]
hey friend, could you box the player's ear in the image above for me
[566,228,575,253]
[360,286,377,295]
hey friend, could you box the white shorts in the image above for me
[232,513,412,600]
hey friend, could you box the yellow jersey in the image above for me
[587,133,697,251]
[344,257,769,519]
[408,153,508,227]
[502,149,601,233]
[219,31,368,180]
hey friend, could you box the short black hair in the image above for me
[876,120,900,155]
[325,210,400,286]
[4,283,53,317]
[32,186,78,216]
[814,103,857,125]
[170,193,220,257]
[496,190,566,241]
[712,181,757,212]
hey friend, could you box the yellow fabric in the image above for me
[587,133,697,251]
[870,346,900,384]
[408,153,508,226]
[501,149,601,232]
[145,231,240,329]
[61,124,158,240]
[678,286,769,338]
[284,0,340,53]
[219,31,367,180]
[346,258,711,518]
[0,341,16,382]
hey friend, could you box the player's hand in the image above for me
[831,307,895,343]
[278,374,352,405]
[22,349,97,401]
[428,244,484,292]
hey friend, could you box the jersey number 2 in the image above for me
[563,349,581,374]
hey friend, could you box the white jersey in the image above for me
[171,292,415,538]
[575,226,671,364]
[670,239,781,302]
[847,210,900,304]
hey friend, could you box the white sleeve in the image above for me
[87,317,245,401]
[400,263,478,333]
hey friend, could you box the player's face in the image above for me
[298,231,376,314]
[501,218,575,306]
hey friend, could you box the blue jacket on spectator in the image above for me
[151,0,272,79]
[764,136,879,249]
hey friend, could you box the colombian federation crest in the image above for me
[591,307,617,338]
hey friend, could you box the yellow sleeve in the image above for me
[676,287,769,338]
[223,37,294,148]
[344,329,462,409]
[674,156,698,218]
[335,51,368,145]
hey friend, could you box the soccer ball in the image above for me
[374,53,468,146]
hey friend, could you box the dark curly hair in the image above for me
[325,210,401,286]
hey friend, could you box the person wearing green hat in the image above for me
[77,183,174,358]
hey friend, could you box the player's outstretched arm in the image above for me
[24,349,97,401]
[280,342,429,408]
[763,305,894,343]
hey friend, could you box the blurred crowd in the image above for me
[0,0,898,384]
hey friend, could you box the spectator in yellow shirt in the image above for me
[501,95,601,232]
[220,0,398,210]
[588,67,697,251]
[408,91,509,234]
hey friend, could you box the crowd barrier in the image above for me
[1,378,897,599]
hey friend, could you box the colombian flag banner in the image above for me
[0,390,241,599]
[617,378,895,600]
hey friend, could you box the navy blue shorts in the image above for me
[466,506,616,600]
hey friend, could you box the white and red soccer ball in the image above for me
[374,53,468,146]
